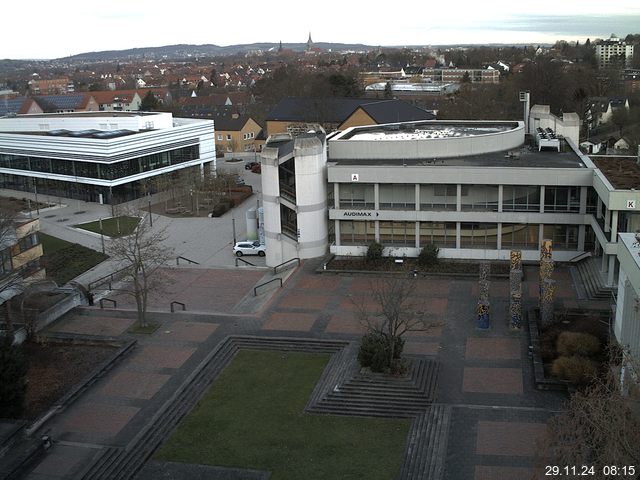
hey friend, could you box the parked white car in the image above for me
[233,241,266,257]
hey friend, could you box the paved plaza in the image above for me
[13,255,581,480]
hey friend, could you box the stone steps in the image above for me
[307,359,440,418]
[575,258,615,300]
[399,404,451,480]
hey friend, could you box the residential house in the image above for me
[24,94,99,114]
[585,97,630,129]
[213,111,263,153]
[28,77,72,95]
[91,90,144,111]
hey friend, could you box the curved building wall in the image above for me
[330,121,524,160]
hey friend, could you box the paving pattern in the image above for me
[22,261,577,480]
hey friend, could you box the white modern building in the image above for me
[0,111,215,203]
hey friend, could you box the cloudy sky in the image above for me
[3,1,640,59]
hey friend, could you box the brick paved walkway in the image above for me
[23,260,576,479]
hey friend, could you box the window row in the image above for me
[338,221,579,250]
[0,146,199,181]
[337,184,582,213]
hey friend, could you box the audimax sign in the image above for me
[343,211,379,217]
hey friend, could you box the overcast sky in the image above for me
[3,1,640,59]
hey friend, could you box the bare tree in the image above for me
[534,351,640,479]
[106,216,174,327]
[353,275,441,373]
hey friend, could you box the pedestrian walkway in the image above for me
[20,258,576,479]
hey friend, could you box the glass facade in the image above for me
[339,184,374,209]
[0,145,199,181]
[419,222,456,248]
[544,186,580,212]
[501,224,539,249]
[379,221,415,246]
[460,223,498,249]
[461,185,499,211]
[339,220,375,245]
[502,186,540,212]
[421,184,456,210]
[543,225,579,250]
[379,184,415,210]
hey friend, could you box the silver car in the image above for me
[233,241,266,257]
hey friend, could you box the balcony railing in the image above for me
[279,183,296,203]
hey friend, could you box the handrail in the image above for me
[176,256,199,265]
[568,251,592,263]
[99,298,117,309]
[273,257,300,275]
[254,277,282,296]
[170,301,186,312]
[235,257,255,267]
[88,265,130,292]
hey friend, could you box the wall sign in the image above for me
[343,211,379,217]
[627,200,636,209]
[351,173,359,182]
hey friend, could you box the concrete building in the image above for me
[0,111,215,204]
[595,35,634,69]
[259,106,640,291]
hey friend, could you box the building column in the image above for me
[601,252,608,273]
[415,184,420,212]
[538,223,545,248]
[456,222,461,249]
[334,220,340,247]
[597,197,603,219]
[374,183,379,210]
[333,183,340,209]
[456,184,462,212]
[375,221,380,243]
[605,208,611,233]
[415,221,420,248]
[611,210,619,241]
[539,186,545,213]
[578,224,586,251]
[497,223,502,251]
[607,254,616,287]
[498,185,503,213]
[579,186,588,214]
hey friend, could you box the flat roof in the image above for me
[329,146,586,169]
[337,120,520,141]
[591,157,640,190]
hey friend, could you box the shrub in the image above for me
[551,355,598,385]
[556,331,601,357]
[417,243,439,267]
[365,242,384,264]
[358,331,405,373]
[0,341,28,418]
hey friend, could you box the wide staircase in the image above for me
[573,257,616,301]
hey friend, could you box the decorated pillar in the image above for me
[509,250,523,329]
[540,278,556,327]
[477,262,491,329]
[539,239,554,306]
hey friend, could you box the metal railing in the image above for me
[99,298,117,309]
[170,301,186,312]
[568,251,592,263]
[273,257,300,275]
[235,257,255,267]
[176,256,199,265]
[88,265,131,292]
[254,278,282,296]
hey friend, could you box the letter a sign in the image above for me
[351,173,359,182]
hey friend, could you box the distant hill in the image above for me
[60,42,374,61]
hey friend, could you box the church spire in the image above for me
[306,32,313,51]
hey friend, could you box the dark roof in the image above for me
[213,112,250,131]
[356,100,436,124]
[0,98,27,116]
[266,97,384,123]
[33,94,89,112]
[265,97,436,125]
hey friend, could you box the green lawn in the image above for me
[39,233,108,285]
[156,350,410,480]
[74,216,140,237]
